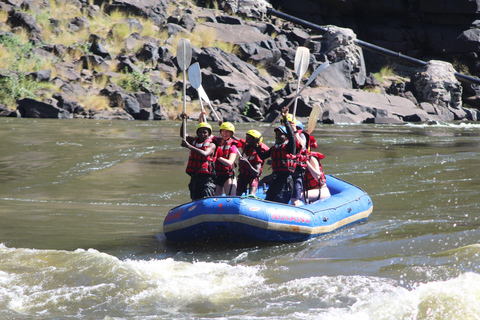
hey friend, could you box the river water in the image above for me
[0,117,479,319]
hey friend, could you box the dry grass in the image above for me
[79,93,111,111]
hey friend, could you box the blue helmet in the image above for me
[296,120,304,130]
[275,126,287,134]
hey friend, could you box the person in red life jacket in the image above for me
[180,113,217,200]
[279,116,307,206]
[303,151,331,203]
[213,122,238,196]
[295,119,318,150]
[236,129,268,196]
[196,111,239,195]
[255,107,298,204]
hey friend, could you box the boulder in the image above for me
[136,42,159,63]
[17,98,72,119]
[52,92,83,114]
[197,22,281,66]
[89,41,111,59]
[221,0,271,19]
[273,87,431,124]
[0,104,16,117]
[105,0,168,25]
[67,16,89,32]
[134,92,157,120]
[317,25,366,88]
[89,108,135,120]
[55,63,82,82]
[413,60,463,120]
[195,47,274,111]
[26,70,51,82]
[6,10,41,38]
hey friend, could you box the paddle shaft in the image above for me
[182,71,187,139]
[199,96,207,122]
[260,82,311,137]
[178,39,192,140]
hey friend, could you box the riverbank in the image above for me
[0,0,479,123]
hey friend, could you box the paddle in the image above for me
[188,62,221,123]
[187,62,207,122]
[260,61,330,137]
[177,38,192,140]
[307,104,322,134]
[292,47,310,117]
[198,86,221,123]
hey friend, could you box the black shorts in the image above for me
[215,172,234,187]
[189,174,215,200]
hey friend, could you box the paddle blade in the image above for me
[294,47,310,78]
[188,62,201,89]
[198,85,210,104]
[307,104,322,134]
[306,61,330,86]
[177,38,192,71]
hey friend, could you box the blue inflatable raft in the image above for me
[163,175,373,243]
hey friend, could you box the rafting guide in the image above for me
[255,106,300,204]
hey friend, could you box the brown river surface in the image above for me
[0,117,479,319]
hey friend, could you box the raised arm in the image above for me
[180,112,194,144]
[181,140,216,157]
[216,145,237,167]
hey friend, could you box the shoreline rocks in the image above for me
[0,0,479,123]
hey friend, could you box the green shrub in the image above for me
[116,68,152,92]
[0,72,39,106]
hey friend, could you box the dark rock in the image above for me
[105,0,168,25]
[7,10,41,37]
[67,16,89,32]
[90,108,135,120]
[60,82,87,96]
[158,46,175,66]
[196,46,274,110]
[134,92,157,120]
[17,98,71,119]
[136,42,159,62]
[26,70,51,82]
[108,91,146,119]
[163,23,189,36]
[89,34,107,45]
[289,27,311,46]
[89,41,110,59]
[217,104,257,122]
[153,104,169,120]
[100,84,124,97]
[50,77,68,87]
[198,22,280,67]
[52,92,82,114]
[79,54,110,71]
[0,104,16,117]
[55,63,82,82]
[116,57,141,74]
[216,15,243,25]
[179,13,196,32]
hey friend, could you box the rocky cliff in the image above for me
[0,0,479,123]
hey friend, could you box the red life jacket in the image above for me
[215,138,237,176]
[295,147,309,169]
[271,141,296,173]
[309,134,318,149]
[186,137,216,176]
[305,152,326,190]
[239,143,267,178]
